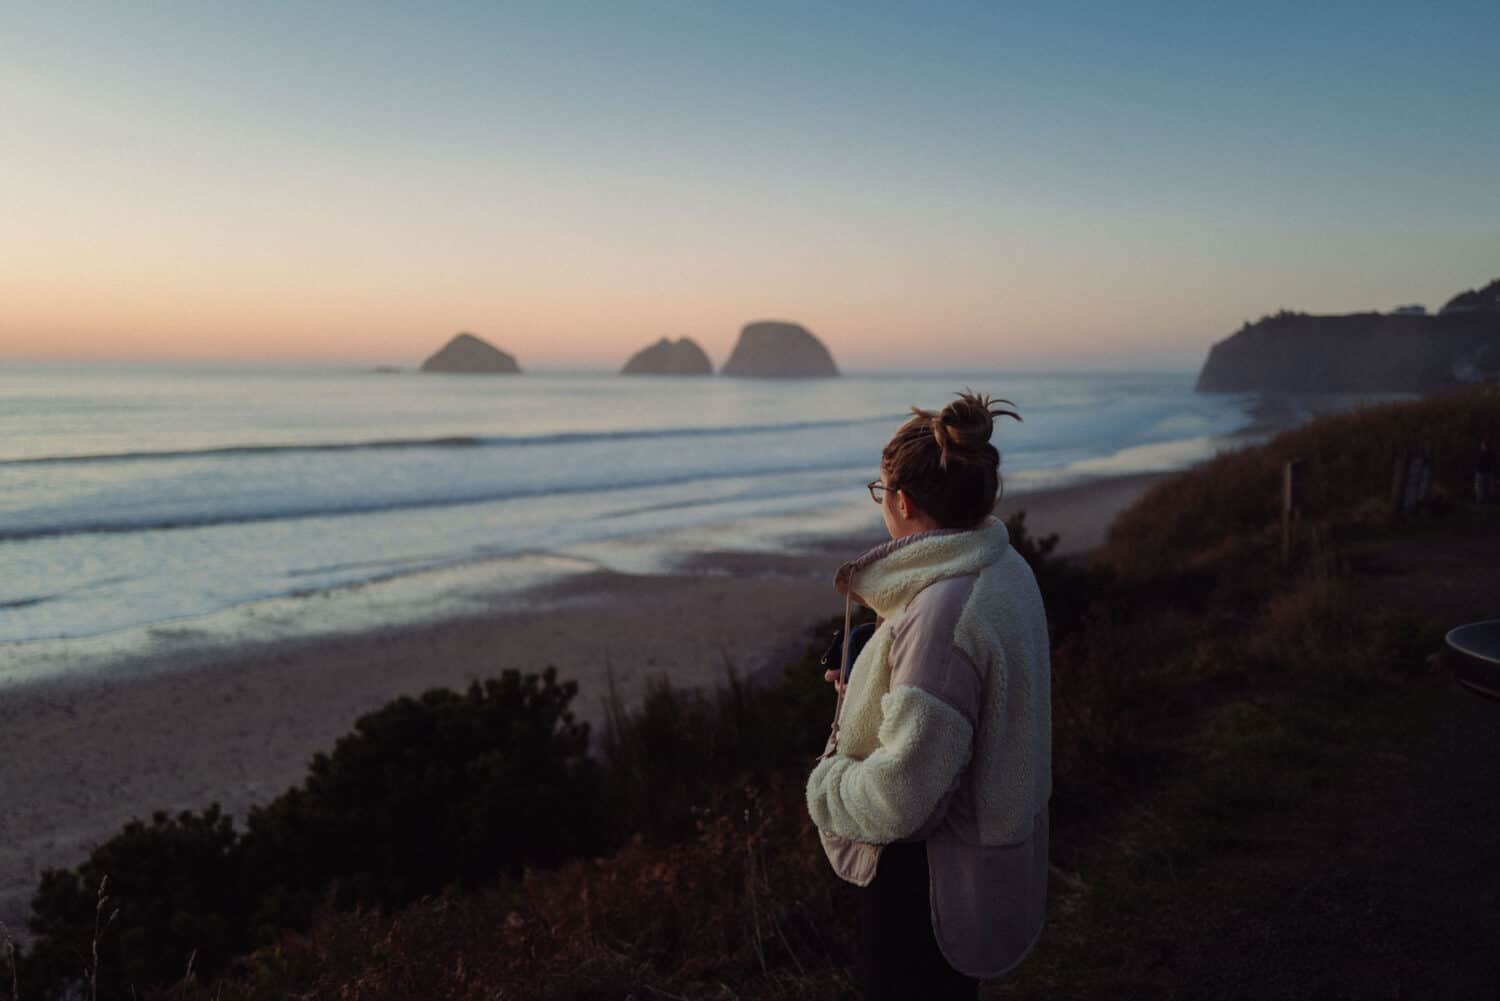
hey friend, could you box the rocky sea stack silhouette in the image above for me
[1196,277,1500,393]
[720,321,838,378]
[621,337,713,375]
[420,332,521,374]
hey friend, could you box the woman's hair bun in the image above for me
[882,388,1021,527]
[916,389,1021,470]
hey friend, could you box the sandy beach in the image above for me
[0,472,1161,938]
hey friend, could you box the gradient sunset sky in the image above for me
[3,1,1496,371]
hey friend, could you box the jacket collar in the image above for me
[835,516,1010,618]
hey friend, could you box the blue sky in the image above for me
[2,1,1496,369]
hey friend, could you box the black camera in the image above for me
[820,622,877,680]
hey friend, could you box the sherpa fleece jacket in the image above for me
[805,515,1051,978]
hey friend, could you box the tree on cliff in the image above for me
[1441,277,1500,315]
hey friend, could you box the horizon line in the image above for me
[1,357,1203,377]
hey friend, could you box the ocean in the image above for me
[1,363,1300,683]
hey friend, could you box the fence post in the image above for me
[1282,459,1304,567]
[1415,441,1433,510]
[1389,452,1409,522]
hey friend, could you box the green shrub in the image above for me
[599,629,849,845]
[18,668,606,1000]
[240,668,607,933]
[1005,507,1114,640]
[22,806,247,1001]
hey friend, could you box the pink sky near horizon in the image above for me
[3,170,1487,371]
[0,280,1215,372]
[4,192,1476,372]
[0,131,1228,371]
[4,138,1486,371]
[4,4,1495,373]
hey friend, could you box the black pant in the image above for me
[856,840,979,1001]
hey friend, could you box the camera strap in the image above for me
[819,590,854,761]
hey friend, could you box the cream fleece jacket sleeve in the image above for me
[806,683,974,844]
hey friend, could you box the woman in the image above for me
[805,390,1051,1000]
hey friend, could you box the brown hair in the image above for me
[881,389,1021,529]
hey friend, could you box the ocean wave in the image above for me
[0,594,54,610]
[0,572,135,611]
[0,415,905,467]
[0,460,875,543]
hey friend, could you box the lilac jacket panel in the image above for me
[816,570,1049,977]
[895,574,1048,977]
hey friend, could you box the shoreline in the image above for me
[0,471,1164,939]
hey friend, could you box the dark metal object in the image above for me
[1446,620,1500,702]
[821,622,877,680]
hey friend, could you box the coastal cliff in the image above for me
[1197,278,1500,392]
[721,321,838,378]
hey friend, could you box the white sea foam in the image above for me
[0,364,1384,674]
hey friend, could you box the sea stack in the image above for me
[621,337,713,375]
[721,321,838,378]
[420,332,521,374]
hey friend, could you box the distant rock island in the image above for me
[720,321,838,378]
[420,332,521,374]
[621,337,713,375]
[1196,277,1500,393]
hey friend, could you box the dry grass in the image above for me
[88,879,117,1001]
[155,775,857,1001]
[1105,384,1500,576]
[3,923,18,1001]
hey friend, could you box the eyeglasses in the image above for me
[867,480,893,503]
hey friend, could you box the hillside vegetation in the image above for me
[8,385,1499,1000]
